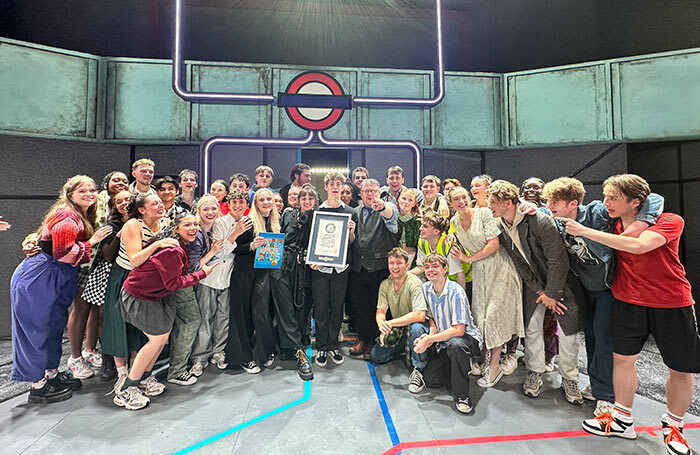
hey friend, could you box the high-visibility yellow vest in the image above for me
[418,233,472,282]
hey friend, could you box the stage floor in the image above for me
[1,343,698,455]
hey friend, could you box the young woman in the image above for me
[96,171,129,227]
[397,188,421,267]
[191,193,252,375]
[470,174,492,208]
[11,175,112,403]
[448,186,524,387]
[273,192,284,214]
[310,173,356,369]
[341,180,358,208]
[225,188,279,373]
[210,179,230,216]
[114,213,218,410]
[419,175,450,218]
[102,194,171,392]
[81,190,132,381]
[271,184,319,380]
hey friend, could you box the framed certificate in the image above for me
[254,232,285,269]
[306,211,351,268]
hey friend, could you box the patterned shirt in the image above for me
[421,279,482,350]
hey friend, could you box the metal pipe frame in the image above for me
[201,131,422,190]
[172,0,275,104]
[173,0,444,109]
[352,0,445,108]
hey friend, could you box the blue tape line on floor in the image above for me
[366,361,400,447]
[171,347,313,455]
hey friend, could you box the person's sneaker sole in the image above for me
[167,377,198,386]
[314,356,327,367]
[28,389,73,404]
[562,387,584,406]
[408,385,425,394]
[330,355,344,365]
[298,370,314,381]
[113,395,150,411]
[522,382,543,398]
[581,420,637,439]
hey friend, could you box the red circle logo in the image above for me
[284,72,346,131]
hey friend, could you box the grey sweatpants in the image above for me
[168,286,201,379]
[191,284,230,364]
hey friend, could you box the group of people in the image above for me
[7,158,698,455]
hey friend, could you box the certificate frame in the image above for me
[306,211,351,268]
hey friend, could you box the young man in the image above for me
[229,173,253,214]
[347,178,398,358]
[286,186,301,210]
[379,166,423,205]
[487,179,585,405]
[413,253,482,414]
[410,212,467,291]
[129,158,156,196]
[279,163,311,208]
[252,165,274,191]
[543,177,664,417]
[155,176,188,221]
[370,247,429,392]
[557,174,698,455]
[352,166,369,190]
[312,172,356,367]
[175,169,199,212]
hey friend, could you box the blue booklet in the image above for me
[253,232,285,269]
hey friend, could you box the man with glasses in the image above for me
[347,179,399,359]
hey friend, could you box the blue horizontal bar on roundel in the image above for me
[277,93,353,109]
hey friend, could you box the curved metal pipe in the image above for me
[201,131,316,190]
[173,0,275,105]
[316,131,422,187]
[353,0,445,108]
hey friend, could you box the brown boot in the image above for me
[349,340,367,356]
[362,342,375,361]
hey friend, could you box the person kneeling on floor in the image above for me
[412,253,483,414]
[370,247,429,392]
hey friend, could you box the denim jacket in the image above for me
[556,193,664,288]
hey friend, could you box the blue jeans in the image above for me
[583,289,615,402]
[370,322,429,369]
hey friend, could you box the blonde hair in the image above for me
[255,165,274,177]
[603,174,650,204]
[543,177,586,204]
[399,188,420,215]
[39,175,97,238]
[194,195,221,225]
[486,179,520,205]
[249,188,280,234]
[132,158,155,171]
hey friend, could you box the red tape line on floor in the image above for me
[380,422,700,455]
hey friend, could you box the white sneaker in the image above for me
[167,372,197,386]
[210,352,228,370]
[68,356,95,379]
[241,360,261,374]
[594,400,615,417]
[582,412,636,439]
[455,397,474,414]
[544,358,556,372]
[114,386,150,410]
[338,330,344,343]
[190,362,205,377]
[329,349,344,365]
[470,361,487,376]
[113,373,127,394]
[408,368,425,394]
[477,366,504,388]
[500,354,518,375]
[263,353,275,368]
[82,350,103,368]
[140,375,167,396]
[581,385,596,401]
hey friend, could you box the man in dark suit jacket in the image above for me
[487,179,584,405]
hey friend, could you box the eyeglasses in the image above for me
[361,189,378,194]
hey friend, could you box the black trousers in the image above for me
[225,267,276,365]
[311,268,350,351]
[423,334,479,400]
[347,268,388,343]
[271,252,312,352]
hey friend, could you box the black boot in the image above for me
[28,382,73,404]
[295,348,313,381]
[99,354,117,382]
[48,371,82,391]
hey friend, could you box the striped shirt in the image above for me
[115,218,167,270]
[421,279,482,350]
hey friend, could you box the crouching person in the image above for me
[114,214,218,410]
[370,247,429,392]
[413,253,483,414]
